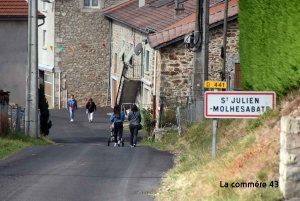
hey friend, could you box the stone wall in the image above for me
[280,116,300,199]
[54,0,122,108]
[209,20,239,80]
[156,19,239,109]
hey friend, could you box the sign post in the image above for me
[212,89,219,158]
[204,81,227,158]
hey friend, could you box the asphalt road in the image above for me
[0,107,173,201]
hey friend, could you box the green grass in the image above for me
[0,132,54,160]
[140,107,284,201]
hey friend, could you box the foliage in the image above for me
[0,90,10,104]
[140,115,283,201]
[39,85,52,136]
[239,0,300,97]
[162,109,177,127]
[0,112,9,137]
[0,132,54,160]
[140,108,156,136]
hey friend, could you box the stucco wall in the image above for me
[0,20,27,108]
[157,20,239,109]
[54,0,120,108]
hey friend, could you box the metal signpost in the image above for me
[204,90,276,158]
[204,81,227,158]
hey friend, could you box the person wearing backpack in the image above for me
[67,94,78,122]
[128,104,142,147]
[109,104,125,147]
[86,98,96,123]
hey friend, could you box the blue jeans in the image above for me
[69,109,75,120]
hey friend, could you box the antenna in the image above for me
[134,43,143,56]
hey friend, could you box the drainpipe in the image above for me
[106,19,112,106]
[59,71,61,109]
[153,50,157,119]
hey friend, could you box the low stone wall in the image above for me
[154,126,178,142]
[280,116,300,199]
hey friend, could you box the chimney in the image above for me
[174,0,185,18]
[139,0,145,7]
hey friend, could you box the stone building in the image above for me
[38,0,122,109]
[148,0,240,112]
[104,0,198,111]
[104,0,240,122]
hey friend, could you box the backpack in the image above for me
[70,99,75,110]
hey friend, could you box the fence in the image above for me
[0,104,25,133]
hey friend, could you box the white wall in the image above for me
[38,1,54,68]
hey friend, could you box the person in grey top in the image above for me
[128,104,142,147]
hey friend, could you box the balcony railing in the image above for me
[125,65,143,79]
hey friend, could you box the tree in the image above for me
[39,84,52,136]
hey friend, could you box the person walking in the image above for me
[110,104,125,147]
[86,98,96,123]
[128,104,142,147]
[67,94,77,122]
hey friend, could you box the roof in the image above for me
[104,0,197,33]
[0,0,44,19]
[148,0,238,49]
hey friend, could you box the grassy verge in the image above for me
[139,91,300,201]
[0,132,54,160]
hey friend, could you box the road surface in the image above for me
[0,107,173,201]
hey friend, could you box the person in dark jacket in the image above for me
[110,104,125,147]
[86,98,96,123]
[128,104,142,147]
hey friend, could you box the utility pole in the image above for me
[222,0,228,85]
[192,0,209,119]
[25,0,39,137]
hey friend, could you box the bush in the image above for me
[140,108,156,136]
[39,85,52,136]
[0,112,10,137]
[162,109,177,127]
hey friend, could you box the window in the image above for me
[84,0,99,7]
[42,2,47,10]
[140,50,144,77]
[146,50,150,71]
[125,43,134,65]
[44,73,52,83]
[118,40,125,61]
[234,63,242,90]
[43,30,46,48]
[143,87,150,108]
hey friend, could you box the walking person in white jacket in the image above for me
[128,104,142,147]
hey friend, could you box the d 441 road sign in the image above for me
[204,91,276,118]
[204,81,227,89]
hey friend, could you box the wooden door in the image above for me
[113,80,117,107]
[234,63,242,90]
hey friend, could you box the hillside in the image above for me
[142,91,300,200]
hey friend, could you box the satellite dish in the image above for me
[134,43,143,56]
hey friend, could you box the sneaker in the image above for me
[133,144,136,147]
[114,143,117,147]
[70,119,74,122]
[131,145,134,148]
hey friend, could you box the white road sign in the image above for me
[204,91,276,118]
